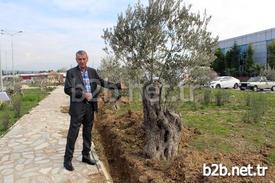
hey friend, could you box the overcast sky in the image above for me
[0,0,274,71]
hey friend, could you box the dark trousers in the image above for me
[64,103,94,161]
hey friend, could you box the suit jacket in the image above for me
[64,66,121,115]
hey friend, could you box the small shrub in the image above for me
[245,93,252,107]
[202,89,211,105]
[190,101,199,111]
[14,83,22,95]
[46,86,56,92]
[243,94,267,123]
[12,96,22,118]
[2,113,10,131]
[6,88,14,96]
[245,92,253,107]
[189,88,199,109]
[0,103,7,110]
[214,89,230,106]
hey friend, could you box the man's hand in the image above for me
[84,92,93,101]
[120,82,128,90]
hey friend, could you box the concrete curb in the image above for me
[91,142,113,183]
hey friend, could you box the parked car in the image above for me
[240,76,275,91]
[209,76,240,89]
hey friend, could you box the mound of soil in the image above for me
[94,109,275,183]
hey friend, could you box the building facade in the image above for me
[218,27,275,67]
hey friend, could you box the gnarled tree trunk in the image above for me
[142,81,182,160]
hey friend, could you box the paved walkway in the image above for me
[0,86,111,183]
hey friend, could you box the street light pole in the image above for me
[5,30,23,87]
[5,51,7,73]
[0,29,4,91]
[11,34,14,86]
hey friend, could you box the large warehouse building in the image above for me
[218,27,275,66]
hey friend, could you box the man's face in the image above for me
[76,53,88,69]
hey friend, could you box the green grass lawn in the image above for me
[0,88,54,136]
[116,87,275,165]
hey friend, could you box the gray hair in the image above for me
[76,50,88,57]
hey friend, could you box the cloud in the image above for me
[49,0,147,13]
[186,0,275,40]
[0,0,274,71]
[0,0,120,71]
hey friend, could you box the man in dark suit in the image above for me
[63,50,124,171]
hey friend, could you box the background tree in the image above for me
[261,65,275,81]
[98,56,124,82]
[225,49,233,75]
[56,67,67,73]
[97,56,130,107]
[103,0,217,160]
[98,55,144,94]
[245,44,254,76]
[211,48,225,75]
[224,43,240,76]
[267,40,275,69]
[231,42,241,76]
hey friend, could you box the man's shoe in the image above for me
[64,161,74,171]
[82,156,97,165]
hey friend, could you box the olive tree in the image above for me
[268,40,275,69]
[98,56,129,82]
[103,0,217,160]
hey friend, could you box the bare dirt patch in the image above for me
[94,108,275,183]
